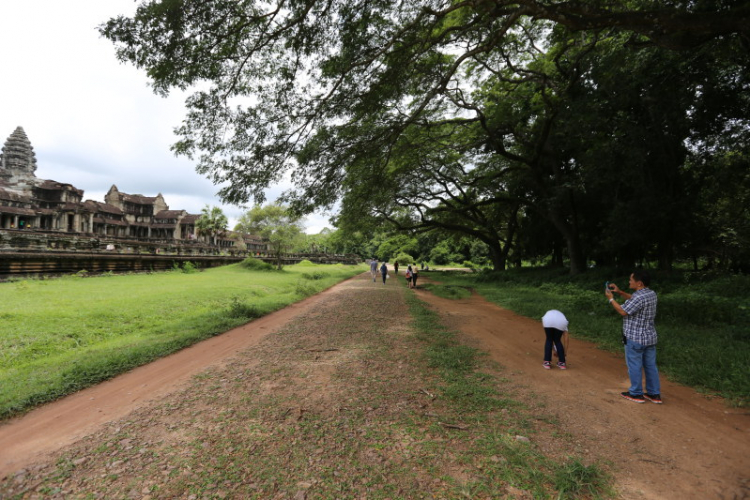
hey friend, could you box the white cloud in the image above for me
[0,0,330,234]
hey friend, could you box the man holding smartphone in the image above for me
[606,269,662,404]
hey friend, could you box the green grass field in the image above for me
[425,267,750,406]
[0,261,365,419]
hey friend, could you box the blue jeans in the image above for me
[624,341,661,396]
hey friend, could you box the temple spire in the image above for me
[1,127,38,186]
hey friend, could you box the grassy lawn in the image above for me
[0,261,365,419]
[424,267,750,406]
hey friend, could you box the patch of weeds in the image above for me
[295,280,318,297]
[423,283,473,300]
[553,458,614,499]
[181,261,199,274]
[301,271,328,280]
[226,296,263,319]
[239,257,275,271]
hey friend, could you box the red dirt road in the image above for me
[1,274,748,499]
[0,283,346,478]
[414,287,749,500]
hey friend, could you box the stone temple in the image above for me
[0,126,256,247]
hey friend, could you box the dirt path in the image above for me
[1,273,748,499]
[0,279,351,478]
[414,286,750,500]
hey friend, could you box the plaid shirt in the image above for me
[622,288,658,346]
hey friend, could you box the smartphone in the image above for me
[605,281,611,292]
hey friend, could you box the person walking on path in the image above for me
[606,269,662,404]
[370,258,378,282]
[411,264,419,289]
[541,310,568,370]
[380,262,388,284]
[394,261,399,275]
[405,265,413,288]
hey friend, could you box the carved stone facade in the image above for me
[0,126,259,250]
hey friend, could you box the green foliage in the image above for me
[101,1,749,274]
[301,271,328,280]
[393,252,414,266]
[237,204,304,269]
[227,297,262,319]
[239,257,275,271]
[195,205,229,244]
[553,459,613,499]
[181,261,199,274]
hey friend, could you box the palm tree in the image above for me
[195,205,228,246]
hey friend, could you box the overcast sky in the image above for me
[0,1,331,233]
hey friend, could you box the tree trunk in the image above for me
[488,242,507,271]
[547,210,587,275]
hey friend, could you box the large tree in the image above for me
[101,0,749,273]
[195,205,228,246]
[236,204,304,269]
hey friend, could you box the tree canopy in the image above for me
[236,204,304,269]
[195,205,229,245]
[101,0,750,273]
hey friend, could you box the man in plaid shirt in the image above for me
[605,269,662,404]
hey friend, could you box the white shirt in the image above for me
[542,310,568,331]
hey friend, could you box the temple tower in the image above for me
[0,126,38,192]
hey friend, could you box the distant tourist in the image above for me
[411,264,419,288]
[380,262,388,284]
[370,258,378,282]
[606,270,662,404]
[405,265,413,288]
[541,310,568,370]
[394,261,399,275]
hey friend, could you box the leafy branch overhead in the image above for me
[99,0,747,204]
[101,1,750,274]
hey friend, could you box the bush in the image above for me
[239,257,275,271]
[295,280,318,297]
[297,259,316,266]
[182,261,199,274]
[227,297,263,319]
[393,253,414,266]
[302,271,328,280]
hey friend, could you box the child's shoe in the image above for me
[543,361,551,370]
[557,362,567,370]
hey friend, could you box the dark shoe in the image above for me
[620,391,645,403]
[644,393,663,404]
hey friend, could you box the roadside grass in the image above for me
[6,276,614,500]
[0,262,365,420]
[424,267,750,406]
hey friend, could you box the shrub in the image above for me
[302,271,328,280]
[393,253,414,266]
[239,257,275,271]
[227,297,263,319]
[297,259,316,266]
[182,261,199,274]
[295,280,318,297]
